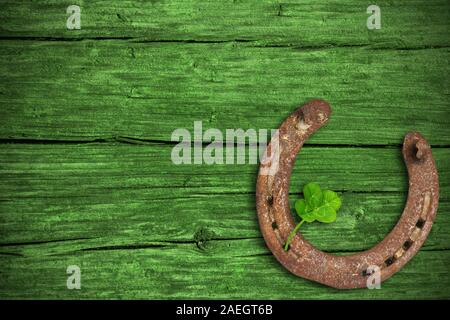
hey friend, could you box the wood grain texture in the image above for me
[0,144,448,250]
[1,240,449,299]
[0,41,448,144]
[1,143,449,298]
[0,0,449,299]
[1,143,449,199]
[1,0,449,48]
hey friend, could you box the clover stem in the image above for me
[284,219,305,251]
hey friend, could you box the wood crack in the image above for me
[0,237,93,248]
[0,137,449,148]
[0,36,448,52]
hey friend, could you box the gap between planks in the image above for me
[1,37,449,52]
[1,137,449,148]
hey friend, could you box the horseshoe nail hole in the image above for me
[267,195,273,206]
[384,256,396,267]
[271,221,278,230]
[411,143,420,159]
[416,218,425,229]
[403,240,413,250]
[362,269,374,277]
[295,111,311,132]
[411,140,428,162]
[296,118,311,132]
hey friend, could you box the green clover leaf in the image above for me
[294,199,315,222]
[313,190,341,223]
[323,189,342,211]
[313,206,336,223]
[303,182,323,208]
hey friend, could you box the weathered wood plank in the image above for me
[1,143,448,250]
[1,144,448,196]
[0,192,448,254]
[0,240,448,299]
[0,41,448,144]
[1,0,448,301]
[0,0,449,48]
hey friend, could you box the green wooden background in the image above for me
[0,0,449,299]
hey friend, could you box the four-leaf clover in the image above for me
[284,182,342,251]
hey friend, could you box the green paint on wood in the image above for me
[0,0,449,299]
[1,241,449,299]
[1,0,449,48]
[0,41,448,144]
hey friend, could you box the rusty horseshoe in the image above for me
[256,99,439,289]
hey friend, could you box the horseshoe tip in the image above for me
[403,131,431,161]
[301,99,332,123]
[403,131,430,148]
[308,98,331,111]
[404,131,425,141]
